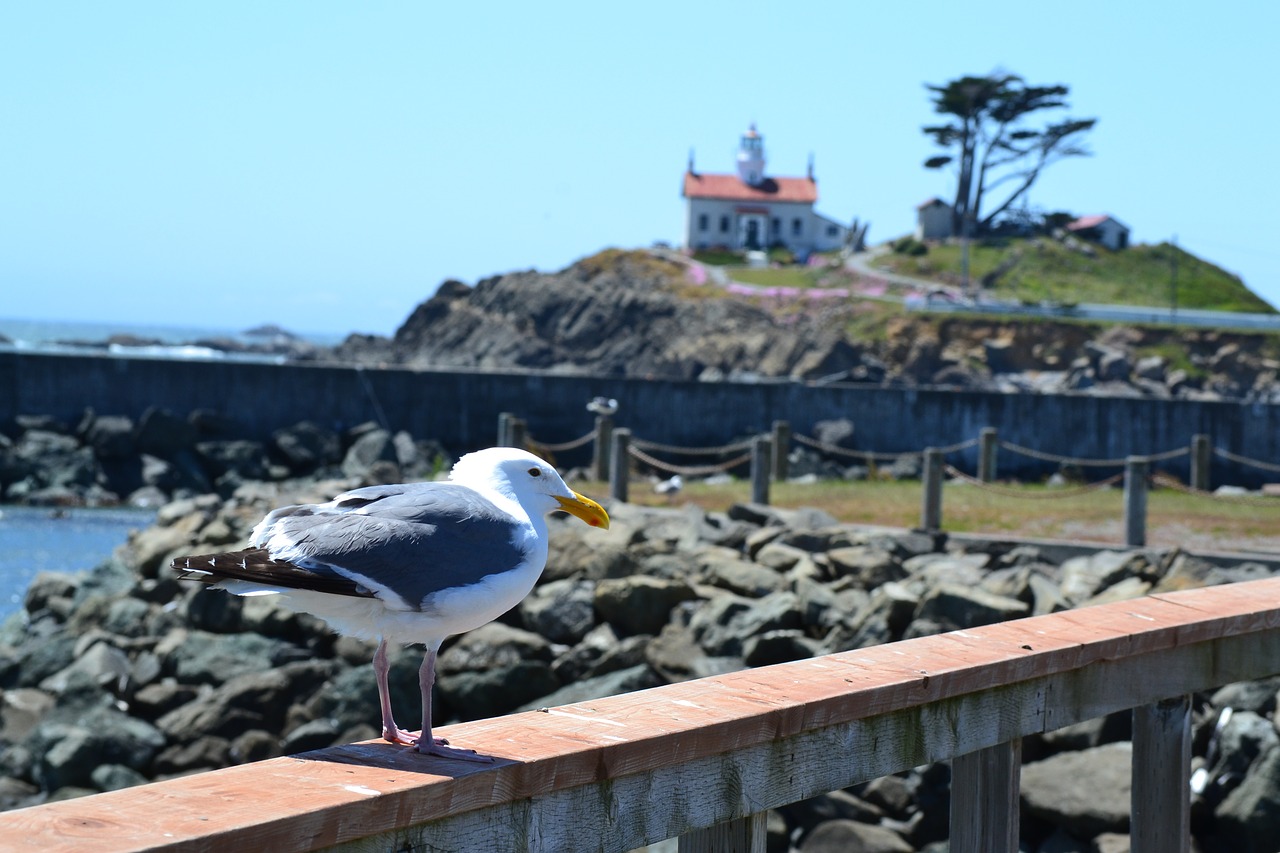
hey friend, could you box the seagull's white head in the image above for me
[450,447,609,529]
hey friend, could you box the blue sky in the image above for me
[2,2,1277,337]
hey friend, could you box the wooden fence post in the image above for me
[497,412,513,447]
[1132,696,1191,853]
[751,436,771,505]
[921,448,943,531]
[610,429,631,503]
[771,420,790,482]
[1125,456,1148,548]
[593,415,614,482]
[1190,434,1210,492]
[951,738,1021,853]
[509,418,527,452]
[979,427,998,483]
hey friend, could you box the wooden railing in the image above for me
[5,577,1280,853]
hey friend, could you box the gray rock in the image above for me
[645,622,713,683]
[196,440,270,482]
[1210,677,1280,715]
[799,819,912,852]
[341,429,399,481]
[1060,551,1148,605]
[39,640,131,696]
[437,661,560,722]
[282,718,343,754]
[1215,744,1280,852]
[32,709,165,791]
[135,407,199,457]
[699,548,783,597]
[153,737,231,775]
[827,546,905,589]
[90,763,149,792]
[436,623,553,674]
[521,579,596,644]
[0,689,55,743]
[594,576,698,637]
[742,630,819,667]
[782,789,884,833]
[1021,742,1132,837]
[271,420,341,471]
[83,415,137,459]
[164,630,306,685]
[516,664,660,711]
[914,583,1029,630]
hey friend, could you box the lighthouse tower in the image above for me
[736,123,766,186]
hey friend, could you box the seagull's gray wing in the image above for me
[261,483,532,607]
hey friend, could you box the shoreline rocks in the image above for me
[1,478,1277,851]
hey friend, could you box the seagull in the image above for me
[653,474,684,498]
[172,447,609,762]
[586,397,618,416]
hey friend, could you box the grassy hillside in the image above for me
[873,237,1274,313]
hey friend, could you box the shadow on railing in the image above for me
[5,577,1280,852]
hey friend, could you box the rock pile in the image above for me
[1,480,1278,851]
[0,411,449,507]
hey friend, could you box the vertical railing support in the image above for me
[951,738,1021,853]
[593,415,614,482]
[921,448,943,531]
[678,812,767,853]
[610,428,631,503]
[771,420,790,482]
[509,418,527,452]
[1190,434,1210,492]
[497,412,514,447]
[751,436,772,505]
[1132,696,1191,853]
[979,427,998,482]
[1124,456,1149,548]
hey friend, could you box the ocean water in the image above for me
[0,316,345,358]
[0,506,156,619]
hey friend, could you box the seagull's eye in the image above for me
[528,467,542,477]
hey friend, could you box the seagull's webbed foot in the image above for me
[382,725,419,747]
[414,739,495,763]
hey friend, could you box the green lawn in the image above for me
[873,238,1275,313]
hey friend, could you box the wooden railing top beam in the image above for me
[2,577,1279,852]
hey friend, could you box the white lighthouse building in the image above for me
[682,124,848,257]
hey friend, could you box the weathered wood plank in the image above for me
[678,812,767,853]
[3,577,1280,852]
[951,739,1021,853]
[1131,696,1191,853]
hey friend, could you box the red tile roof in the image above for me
[683,171,817,204]
[1067,214,1127,231]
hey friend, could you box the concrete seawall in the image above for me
[3,351,1277,486]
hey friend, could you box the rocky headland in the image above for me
[326,249,1280,402]
[2,467,1279,851]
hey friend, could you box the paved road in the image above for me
[844,250,1280,331]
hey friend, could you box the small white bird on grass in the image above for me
[653,474,684,498]
[172,447,609,762]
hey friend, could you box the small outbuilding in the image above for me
[1066,214,1130,251]
[915,197,953,241]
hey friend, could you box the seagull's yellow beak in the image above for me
[555,491,610,529]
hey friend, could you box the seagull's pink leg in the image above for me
[415,645,493,762]
[373,638,417,746]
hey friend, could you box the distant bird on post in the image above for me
[172,447,609,762]
[586,397,618,416]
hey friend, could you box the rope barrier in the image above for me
[526,430,595,453]
[944,464,1124,498]
[794,433,921,463]
[998,441,1188,467]
[1214,447,1280,474]
[631,436,758,455]
[1151,472,1280,505]
[627,444,752,477]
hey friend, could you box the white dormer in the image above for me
[736,123,766,186]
